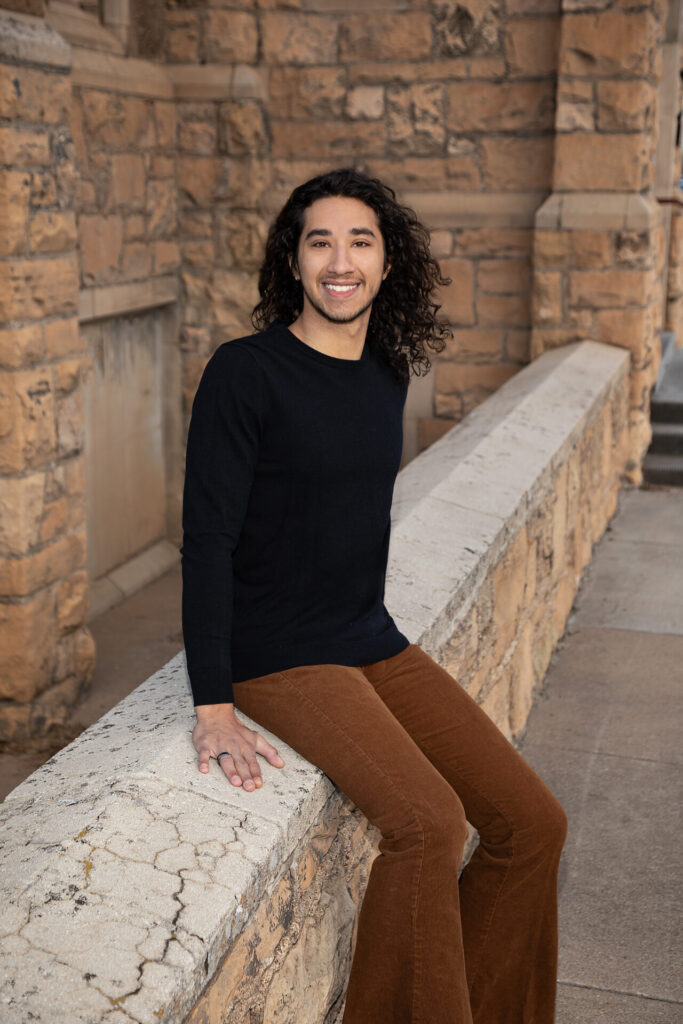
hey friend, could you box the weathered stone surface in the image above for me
[448,80,555,133]
[269,66,347,120]
[433,0,502,57]
[205,10,258,64]
[262,13,338,64]
[339,13,431,61]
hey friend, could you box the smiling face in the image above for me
[292,196,390,328]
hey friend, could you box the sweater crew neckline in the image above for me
[274,320,370,369]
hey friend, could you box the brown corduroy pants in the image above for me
[233,642,567,1024]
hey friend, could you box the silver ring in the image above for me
[216,751,232,762]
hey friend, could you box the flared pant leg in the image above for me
[233,642,567,1024]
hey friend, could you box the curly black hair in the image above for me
[251,168,452,387]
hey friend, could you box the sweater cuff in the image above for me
[186,667,235,707]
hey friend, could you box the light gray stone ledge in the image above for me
[0,340,629,1024]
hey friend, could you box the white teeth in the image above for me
[325,283,358,293]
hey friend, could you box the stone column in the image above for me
[530,0,667,484]
[0,9,95,742]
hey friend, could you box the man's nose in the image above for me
[326,245,355,275]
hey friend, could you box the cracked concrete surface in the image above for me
[0,653,337,1024]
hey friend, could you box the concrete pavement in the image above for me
[519,484,683,1023]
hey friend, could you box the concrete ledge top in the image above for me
[0,340,629,1024]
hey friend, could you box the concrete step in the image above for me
[650,394,683,424]
[649,421,683,455]
[642,452,683,486]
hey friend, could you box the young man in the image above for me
[181,168,567,1024]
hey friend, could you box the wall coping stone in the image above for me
[0,340,629,1024]
[536,192,663,231]
[0,8,72,68]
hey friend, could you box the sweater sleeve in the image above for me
[180,342,265,706]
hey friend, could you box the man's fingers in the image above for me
[254,733,285,767]
[197,747,212,773]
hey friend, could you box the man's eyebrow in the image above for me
[303,226,378,241]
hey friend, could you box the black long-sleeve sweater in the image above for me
[180,319,410,706]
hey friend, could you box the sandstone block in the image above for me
[481,136,554,190]
[0,531,85,599]
[178,156,220,207]
[442,328,504,361]
[216,158,270,207]
[147,178,177,238]
[0,588,54,702]
[178,120,218,156]
[269,66,347,120]
[436,362,519,394]
[263,13,338,64]
[532,270,563,325]
[436,257,475,325]
[56,390,83,458]
[0,168,31,258]
[429,229,452,257]
[55,566,90,636]
[166,10,199,63]
[209,270,260,326]
[509,620,535,737]
[493,528,532,655]
[0,367,55,474]
[478,293,530,328]
[615,229,652,268]
[81,91,153,150]
[219,102,268,156]
[44,317,84,360]
[79,215,123,284]
[154,101,177,149]
[556,99,594,132]
[122,242,153,280]
[0,323,43,369]
[533,229,611,270]
[181,240,215,270]
[205,10,259,63]
[153,240,180,275]
[0,124,49,166]
[216,210,267,271]
[346,86,384,121]
[478,259,531,295]
[386,83,445,156]
[454,227,531,259]
[28,210,77,254]
[597,79,656,132]
[447,80,555,133]
[271,120,386,159]
[560,11,656,78]
[568,267,649,308]
[124,214,145,241]
[554,133,649,191]
[29,169,57,208]
[0,64,69,123]
[505,17,559,78]
[433,0,501,57]
[506,328,530,362]
[180,210,213,239]
[339,13,431,61]
[0,470,46,557]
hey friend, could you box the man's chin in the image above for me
[308,296,375,326]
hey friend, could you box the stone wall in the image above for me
[530,0,669,482]
[0,14,95,742]
[0,339,630,1024]
[164,0,563,430]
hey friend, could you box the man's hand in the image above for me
[193,703,285,792]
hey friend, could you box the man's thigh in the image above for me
[234,662,466,842]
[360,643,562,837]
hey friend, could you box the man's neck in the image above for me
[288,308,369,361]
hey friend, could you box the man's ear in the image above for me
[288,252,300,282]
[382,262,391,282]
